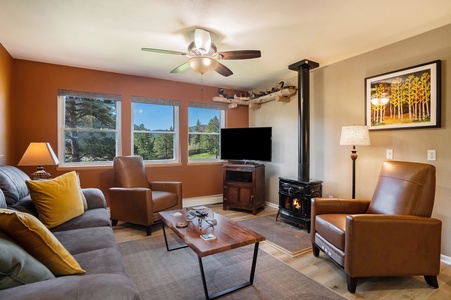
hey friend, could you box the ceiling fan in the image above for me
[141,29,261,77]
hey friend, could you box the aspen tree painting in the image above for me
[365,60,441,130]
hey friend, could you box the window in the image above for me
[188,103,225,161]
[132,97,180,163]
[58,90,121,166]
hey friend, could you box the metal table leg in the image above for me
[162,222,188,252]
[198,242,260,300]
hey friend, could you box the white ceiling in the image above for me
[1,0,451,91]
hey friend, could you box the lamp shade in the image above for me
[18,142,60,166]
[340,126,370,146]
[188,57,217,74]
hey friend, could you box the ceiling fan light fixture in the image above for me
[194,29,211,55]
[188,57,217,74]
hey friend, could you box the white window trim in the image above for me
[188,106,225,163]
[131,98,180,164]
[57,94,122,168]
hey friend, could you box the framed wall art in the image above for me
[365,60,441,130]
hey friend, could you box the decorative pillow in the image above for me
[0,209,85,276]
[76,172,88,211]
[26,171,84,228]
[0,231,55,290]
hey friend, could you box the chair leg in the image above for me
[312,243,320,257]
[145,225,152,236]
[346,274,358,293]
[425,275,439,288]
[111,219,118,226]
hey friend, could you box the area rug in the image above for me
[117,234,345,300]
[237,214,311,257]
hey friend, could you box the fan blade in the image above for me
[219,50,261,60]
[214,62,233,77]
[170,62,190,73]
[141,48,187,56]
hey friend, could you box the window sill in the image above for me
[187,161,225,166]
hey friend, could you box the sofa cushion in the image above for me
[0,166,30,206]
[26,171,84,229]
[0,209,85,276]
[50,208,111,232]
[73,248,127,275]
[53,226,117,255]
[0,231,55,290]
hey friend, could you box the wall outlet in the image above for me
[386,149,394,159]
[427,150,436,161]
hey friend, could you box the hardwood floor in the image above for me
[113,204,451,299]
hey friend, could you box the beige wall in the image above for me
[251,24,451,256]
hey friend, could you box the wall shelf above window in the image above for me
[212,88,297,109]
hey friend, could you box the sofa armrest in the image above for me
[311,198,370,216]
[81,188,107,209]
[345,214,442,277]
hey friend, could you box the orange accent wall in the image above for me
[9,59,248,202]
[0,43,13,165]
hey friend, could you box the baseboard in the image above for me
[441,254,451,265]
[265,201,278,209]
[182,194,223,207]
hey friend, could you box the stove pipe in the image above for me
[288,59,319,182]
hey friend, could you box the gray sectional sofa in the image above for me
[0,166,140,300]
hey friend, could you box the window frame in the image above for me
[131,97,180,164]
[57,90,122,168]
[187,103,226,163]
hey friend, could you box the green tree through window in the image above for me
[62,96,118,163]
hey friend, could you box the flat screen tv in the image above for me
[220,127,272,162]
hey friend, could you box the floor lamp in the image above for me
[340,126,370,199]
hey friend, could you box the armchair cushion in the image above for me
[315,214,347,251]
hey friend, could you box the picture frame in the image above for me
[365,60,441,130]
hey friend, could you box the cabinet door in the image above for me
[225,185,253,208]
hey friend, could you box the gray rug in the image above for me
[237,214,312,257]
[117,234,345,300]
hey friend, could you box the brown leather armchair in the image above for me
[311,161,441,293]
[109,156,182,235]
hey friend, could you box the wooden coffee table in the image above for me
[159,209,265,300]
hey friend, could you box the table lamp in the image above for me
[18,142,60,180]
[340,126,370,199]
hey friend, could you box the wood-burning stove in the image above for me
[277,177,322,233]
[277,59,322,232]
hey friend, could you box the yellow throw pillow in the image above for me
[26,171,84,229]
[0,209,85,276]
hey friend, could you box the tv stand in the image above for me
[222,163,265,215]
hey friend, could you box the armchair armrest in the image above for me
[345,214,442,277]
[109,187,154,225]
[82,188,107,209]
[311,198,371,216]
[149,181,182,194]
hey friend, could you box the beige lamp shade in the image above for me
[18,143,59,179]
[340,126,370,146]
[18,142,59,166]
[188,57,217,74]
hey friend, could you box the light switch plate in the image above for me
[386,149,394,159]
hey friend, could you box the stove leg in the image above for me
[276,210,280,221]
